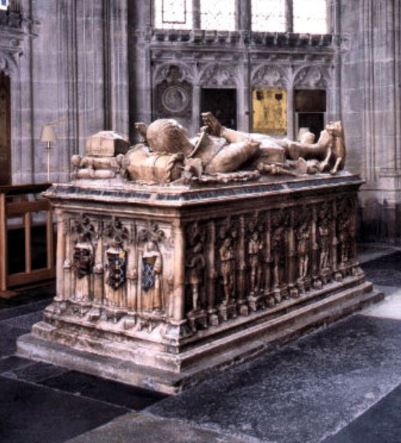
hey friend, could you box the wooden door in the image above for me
[0,73,11,185]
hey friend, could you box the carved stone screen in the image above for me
[200,0,236,31]
[251,0,286,32]
[293,0,327,34]
[252,88,287,135]
[154,0,193,30]
[0,73,11,185]
[295,89,326,139]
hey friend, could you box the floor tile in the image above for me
[67,413,251,443]
[147,315,401,443]
[2,361,69,383]
[0,325,26,357]
[1,310,43,331]
[42,370,167,410]
[0,299,50,322]
[361,251,401,286]
[324,384,401,443]
[0,355,34,374]
[0,376,128,443]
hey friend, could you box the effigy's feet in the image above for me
[134,122,148,142]
[201,112,223,137]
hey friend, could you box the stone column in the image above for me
[285,0,293,32]
[192,0,201,29]
[287,87,295,140]
[55,209,65,301]
[172,220,186,324]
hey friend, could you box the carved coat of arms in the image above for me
[106,246,127,290]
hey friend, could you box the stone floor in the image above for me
[1,244,401,442]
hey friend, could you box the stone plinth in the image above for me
[17,172,383,394]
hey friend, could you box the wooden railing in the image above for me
[0,183,55,298]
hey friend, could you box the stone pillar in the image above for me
[129,0,152,140]
[55,209,65,301]
[287,87,295,140]
[172,220,186,324]
[192,0,201,29]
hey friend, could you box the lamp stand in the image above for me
[46,141,51,183]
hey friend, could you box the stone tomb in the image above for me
[18,173,382,394]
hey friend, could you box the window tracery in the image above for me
[293,0,327,34]
[154,0,193,30]
[200,0,236,31]
[251,0,286,33]
[153,0,328,34]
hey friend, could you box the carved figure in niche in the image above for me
[186,243,206,311]
[271,227,285,291]
[248,231,263,295]
[284,121,346,175]
[71,215,96,280]
[337,198,356,273]
[73,242,93,279]
[318,219,330,272]
[296,223,310,281]
[142,240,163,312]
[219,237,235,305]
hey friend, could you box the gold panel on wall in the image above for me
[252,88,287,135]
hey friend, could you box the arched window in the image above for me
[293,0,327,34]
[252,0,286,33]
[0,0,9,11]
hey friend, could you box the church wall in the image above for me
[340,0,401,241]
[0,0,129,185]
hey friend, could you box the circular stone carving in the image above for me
[161,86,189,114]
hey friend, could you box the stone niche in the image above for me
[17,174,382,394]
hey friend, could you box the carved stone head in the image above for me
[146,119,193,156]
[325,121,343,138]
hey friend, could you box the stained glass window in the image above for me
[293,0,327,34]
[154,0,193,30]
[251,0,286,32]
[0,0,9,11]
[200,0,236,31]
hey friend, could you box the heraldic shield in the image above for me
[142,255,157,291]
[106,246,127,290]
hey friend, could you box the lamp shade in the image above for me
[40,124,57,143]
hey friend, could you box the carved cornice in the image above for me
[145,28,337,51]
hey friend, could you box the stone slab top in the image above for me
[43,172,363,208]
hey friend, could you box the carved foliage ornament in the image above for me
[200,64,237,88]
[294,66,330,89]
[252,65,288,88]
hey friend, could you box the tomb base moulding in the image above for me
[17,173,382,394]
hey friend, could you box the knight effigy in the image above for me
[18,113,382,394]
